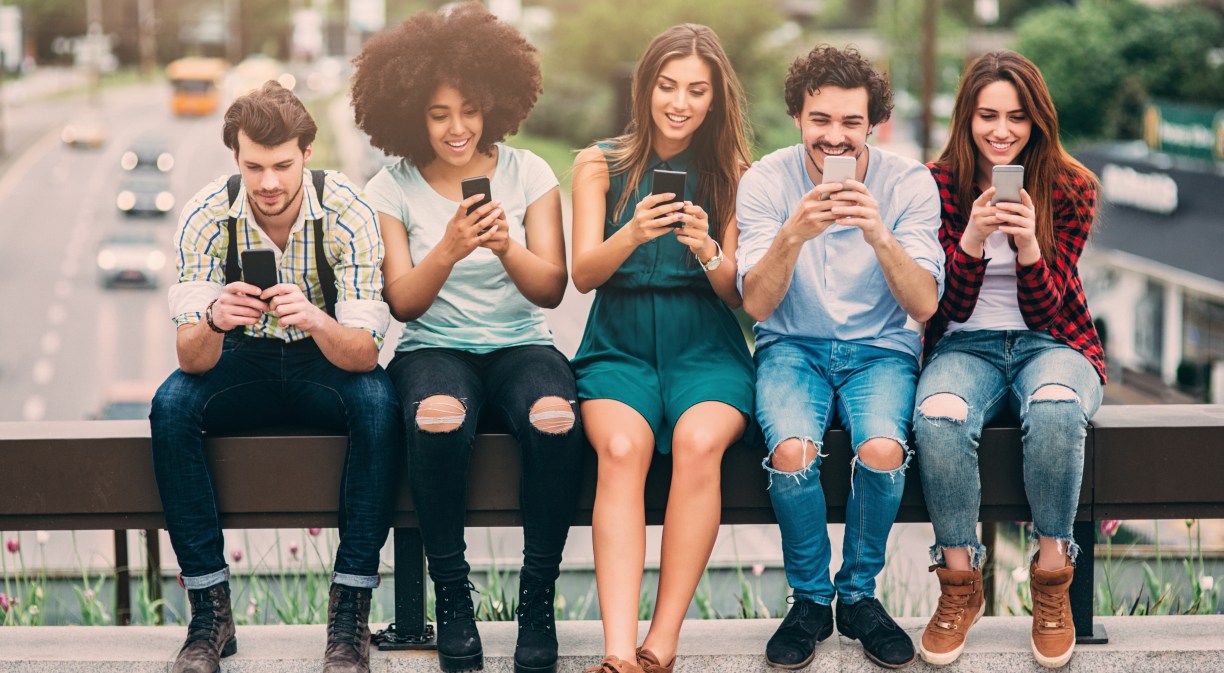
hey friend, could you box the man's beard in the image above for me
[251,178,303,218]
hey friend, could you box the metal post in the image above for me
[113,530,131,625]
[373,527,435,650]
[1072,520,1108,643]
[137,0,156,79]
[144,529,163,624]
[919,0,938,161]
[981,521,997,615]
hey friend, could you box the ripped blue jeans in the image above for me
[754,338,918,605]
[914,330,1102,569]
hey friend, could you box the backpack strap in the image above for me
[224,174,243,284]
[311,169,337,318]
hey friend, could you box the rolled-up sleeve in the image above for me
[892,169,946,297]
[735,165,784,295]
[169,183,228,327]
[328,185,390,344]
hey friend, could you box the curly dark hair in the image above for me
[350,2,542,167]
[784,45,893,126]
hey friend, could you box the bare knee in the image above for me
[597,433,650,469]
[917,393,968,422]
[415,395,465,433]
[672,430,728,473]
[857,438,905,471]
[1031,384,1078,402]
[529,396,575,435]
[769,438,819,473]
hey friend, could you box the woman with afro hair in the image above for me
[569,24,755,673]
[351,5,582,672]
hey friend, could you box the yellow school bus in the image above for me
[166,57,228,116]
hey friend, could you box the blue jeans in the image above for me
[755,337,918,605]
[150,334,402,590]
[388,345,584,585]
[914,330,1102,569]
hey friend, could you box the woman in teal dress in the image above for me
[570,24,755,673]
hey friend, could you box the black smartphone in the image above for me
[240,248,278,298]
[651,168,687,228]
[461,176,492,216]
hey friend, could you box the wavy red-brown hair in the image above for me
[936,50,1097,262]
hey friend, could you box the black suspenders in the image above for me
[223,170,337,317]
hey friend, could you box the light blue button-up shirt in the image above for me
[736,144,944,359]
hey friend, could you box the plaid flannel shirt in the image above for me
[925,163,1106,383]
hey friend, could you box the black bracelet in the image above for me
[205,298,228,334]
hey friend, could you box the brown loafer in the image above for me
[583,655,644,673]
[636,647,675,673]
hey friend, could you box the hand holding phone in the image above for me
[820,155,856,200]
[990,165,1023,205]
[240,248,278,304]
[651,168,687,229]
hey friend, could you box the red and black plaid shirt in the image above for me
[925,163,1106,383]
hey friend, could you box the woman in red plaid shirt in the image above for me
[912,51,1105,670]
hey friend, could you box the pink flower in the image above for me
[289,542,300,559]
[231,549,244,563]
[308,528,322,537]
[5,538,18,554]
[0,593,9,612]
[83,589,95,602]
[751,563,765,577]
[1100,520,1121,538]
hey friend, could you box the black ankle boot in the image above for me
[513,577,558,673]
[435,579,482,672]
[174,581,237,673]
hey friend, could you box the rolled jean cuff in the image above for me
[181,567,229,590]
[790,591,833,606]
[333,571,381,589]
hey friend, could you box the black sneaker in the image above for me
[835,597,916,669]
[765,599,833,669]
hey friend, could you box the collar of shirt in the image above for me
[648,144,694,173]
[227,168,326,249]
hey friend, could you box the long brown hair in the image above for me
[602,24,751,240]
[936,50,1097,263]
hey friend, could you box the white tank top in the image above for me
[946,230,1030,334]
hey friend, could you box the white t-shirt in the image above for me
[363,144,559,353]
[946,230,1030,334]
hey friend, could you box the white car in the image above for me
[96,229,165,288]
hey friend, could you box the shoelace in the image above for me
[851,598,896,635]
[1034,587,1066,629]
[778,600,820,636]
[330,588,363,645]
[185,590,221,644]
[515,583,553,633]
[932,590,971,630]
[582,657,633,673]
[437,580,477,625]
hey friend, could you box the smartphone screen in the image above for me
[651,169,687,228]
[820,155,856,200]
[461,176,492,216]
[991,165,1024,205]
[240,248,278,294]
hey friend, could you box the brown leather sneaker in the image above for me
[323,584,373,673]
[173,582,236,673]
[1029,561,1075,668]
[582,655,645,673]
[636,646,675,673]
[919,566,983,666]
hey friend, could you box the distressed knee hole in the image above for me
[1031,384,1079,403]
[918,392,968,422]
[415,395,465,432]
[769,437,821,473]
[529,396,575,434]
[857,437,905,471]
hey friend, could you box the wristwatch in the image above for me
[699,240,723,272]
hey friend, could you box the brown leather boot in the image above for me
[173,582,236,673]
[919,566,984,666]
[323,584,373,673]
[1029,561,1075,668]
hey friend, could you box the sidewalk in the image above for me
[3,616,1223,672]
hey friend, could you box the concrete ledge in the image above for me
[1,617,1223,672]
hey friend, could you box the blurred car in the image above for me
[96,229,166,288]
[120,135,174,172]
[61,114,107,148]
[92,381,159,420]
[117,169,175,216]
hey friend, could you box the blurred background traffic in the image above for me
[1,0,1223,423]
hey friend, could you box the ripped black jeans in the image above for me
[387,345,584,585]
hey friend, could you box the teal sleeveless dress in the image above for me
[572,145,755,454]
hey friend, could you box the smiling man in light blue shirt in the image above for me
[736,45,943,670]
